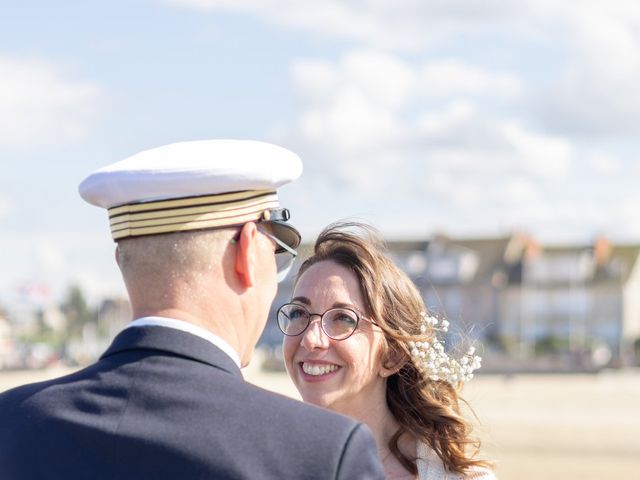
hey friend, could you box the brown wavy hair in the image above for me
[295,221,491,475]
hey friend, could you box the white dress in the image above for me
[416,442,496,480]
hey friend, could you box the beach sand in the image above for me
[2,363,639,480]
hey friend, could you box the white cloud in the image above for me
[291,60,340,102]
[532,0,640,134]
[340,52,415,109]
[292,52,416,110]
[161,0,534,51]
[34,240,66,273]
[299,87,406,152]
[499,122,572,178]
[415,103,572,179]
[0,55,102,150]
[500,177,541,204]
[417,101,510,152]
[283,51,575,218]
[280,50,581,242]
[292,52,527,153]
[612,198,640,240]
[164,0,640,136]
[417,60,523,98]
[0,196,14,218]
[588,152,621,175]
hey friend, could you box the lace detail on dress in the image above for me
[416,442,496,480]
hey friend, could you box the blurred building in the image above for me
[0,309,19,368]
[63,297,131,366]
[97,298,131,339]
[510,236,640,366]
[389,233,528,345]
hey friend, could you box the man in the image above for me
[0,140,385,479]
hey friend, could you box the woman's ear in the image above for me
[235,222,259,287]
[380,366,400,378]
[380,347,406,378]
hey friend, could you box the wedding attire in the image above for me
[417,442,496,480]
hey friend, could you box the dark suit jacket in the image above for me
[0,326,384,479]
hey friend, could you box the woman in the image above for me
[279,222,495,479]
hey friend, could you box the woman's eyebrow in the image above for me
[289,298,362,312]
[332,301,358,310]
[290,296,311,305]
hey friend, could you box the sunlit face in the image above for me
[282,260,388,417]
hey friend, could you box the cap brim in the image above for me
[267,221,301,251]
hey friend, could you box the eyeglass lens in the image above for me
[257,226,297,282]
[277,304,359,340]
[275,252,294,274]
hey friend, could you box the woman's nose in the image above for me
[301,316,330,350]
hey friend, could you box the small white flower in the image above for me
[409,313,482,385]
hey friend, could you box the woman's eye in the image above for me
[333,313,357,326]
[289,308,308,320]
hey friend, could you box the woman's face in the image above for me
[282,260,388,417]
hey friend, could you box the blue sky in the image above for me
[2,0,640,304]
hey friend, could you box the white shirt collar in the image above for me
[127,316,241,368]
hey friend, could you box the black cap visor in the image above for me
[259,208,301,251]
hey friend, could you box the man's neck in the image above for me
[131,306,246,360]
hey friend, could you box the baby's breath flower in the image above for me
[410,312,482,385]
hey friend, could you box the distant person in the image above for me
[279,221,496,479]
[0,141,385,479]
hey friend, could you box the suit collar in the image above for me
[128,317,241,367]
[100,325,242,378]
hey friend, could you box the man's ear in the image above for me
[235,223,259,288]
[114,245,121,268]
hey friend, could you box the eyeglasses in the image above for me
[277,303,377,340]
[256,226,297,283]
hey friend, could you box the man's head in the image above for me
[79,139,303,364]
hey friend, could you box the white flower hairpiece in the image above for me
[408,312,482,385]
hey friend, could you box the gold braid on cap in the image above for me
[108,189,279,240]
[409,312,482,385]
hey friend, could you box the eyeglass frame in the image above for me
[276,303,378,341]
[256,225,298,280]
[256,225,297,258]
[230,223,298,281]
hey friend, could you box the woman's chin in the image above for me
[299,390,337,410]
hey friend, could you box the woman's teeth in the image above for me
[302,363,339,376]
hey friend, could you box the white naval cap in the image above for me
[79,139,303,249]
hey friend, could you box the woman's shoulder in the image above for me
[416,442,496,480]
[437,465,496,480]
